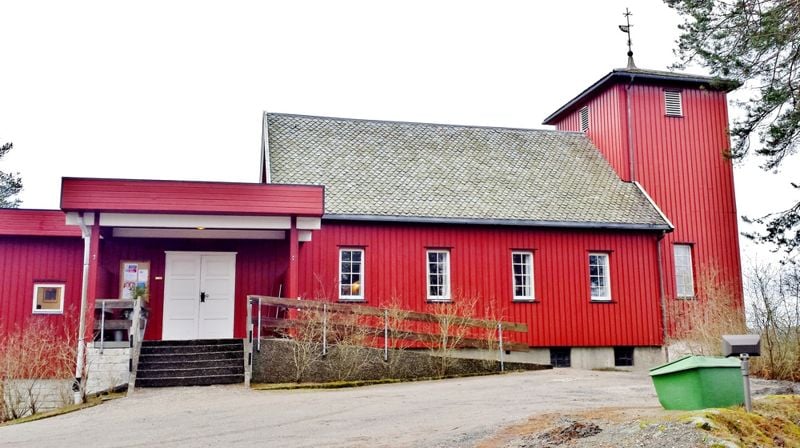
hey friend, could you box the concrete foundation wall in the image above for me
[454,346,666,371]
[86,347,130,394]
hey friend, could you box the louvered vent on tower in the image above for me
[579,106,589,132]
[664,90,683,116]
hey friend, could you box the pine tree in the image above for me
[667,0,799,256]
[0,142,23,208]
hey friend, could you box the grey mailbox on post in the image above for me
[722,334,761,357]
[721,334,761,412]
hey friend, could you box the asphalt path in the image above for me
[0,369,666,447]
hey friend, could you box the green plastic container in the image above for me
[649,355,744,410]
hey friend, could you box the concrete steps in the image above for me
[136,339,244,388]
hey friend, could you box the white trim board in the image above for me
[99,213,291,229]
[114,228,286,240]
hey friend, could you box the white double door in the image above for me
[163,252,236,340]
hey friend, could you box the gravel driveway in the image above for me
[1,368,778,448]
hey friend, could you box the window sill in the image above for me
[676,296,696,300]
[338,298,365,303]
[427,299,452,304]
[512,299,536,303]
[590,298,614,303]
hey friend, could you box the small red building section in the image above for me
[0,209,83,337]
[544,69,743,333]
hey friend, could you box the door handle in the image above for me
[200,291,207,303]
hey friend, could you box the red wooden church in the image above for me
[0,66,742,374]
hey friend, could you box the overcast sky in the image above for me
[1,0,797,264]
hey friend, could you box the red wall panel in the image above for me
[556,85,631,181]
[552,82,743,333]
[0,236,84,338]
[297,221,664,347]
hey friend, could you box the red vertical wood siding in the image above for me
[551,82,743,333]
[556,85,631,181]
[0,236,84,338]
[2,222,665,347]
[297,221,663,347]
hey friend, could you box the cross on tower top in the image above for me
[618,8,636,69]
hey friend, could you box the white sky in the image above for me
[0,0,797,265]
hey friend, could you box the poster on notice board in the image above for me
[120,260,150,302]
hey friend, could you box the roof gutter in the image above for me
[323,213,672,231]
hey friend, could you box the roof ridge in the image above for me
[266,112,583,135]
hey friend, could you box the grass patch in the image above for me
[688,395,800,447]
[251,369,528,390]
[0,392,125,427]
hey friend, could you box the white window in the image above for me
[512,251,534,301]
[579,106,589,132]
[32,283,65,314]
[674,244,695,298]
[426,250,450,301]
[339,249,364,300]
[588,253,611,301]
[664,90,683,116]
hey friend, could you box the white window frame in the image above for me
[338,248,364,301]
[588,253,611,302]
[674,244,695,298]
[664,90,683,117]
[32,283,65,314]
[426,249,451,302]
[579,106,590,132]
[511,251,535,301]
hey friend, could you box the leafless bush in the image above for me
[479,298,506,371]
[281,306,326,383]
[325,311,373,381]
[0,314,78,421]
[382,296,417,378]
[667,266,746,356]
[429,295,478,377]
[746,260,800,380]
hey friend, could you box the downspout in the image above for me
[626,75,637,182]
[656,230,669,362]
[74,213,91,404]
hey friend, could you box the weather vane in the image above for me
[619,8,636,68]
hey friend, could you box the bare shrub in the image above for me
[280,305,326,383]
[0,314,78,421]
[382,296,418,378]
[747,261,800,380]
[480,298,506,371]
[325,311,373,381]
[666,266,746,356]
[429,295,478,377]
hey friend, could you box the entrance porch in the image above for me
[60,177,324,392]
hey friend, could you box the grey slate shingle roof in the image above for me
[267,113,670,229]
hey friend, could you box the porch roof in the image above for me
[60,177,324,217]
